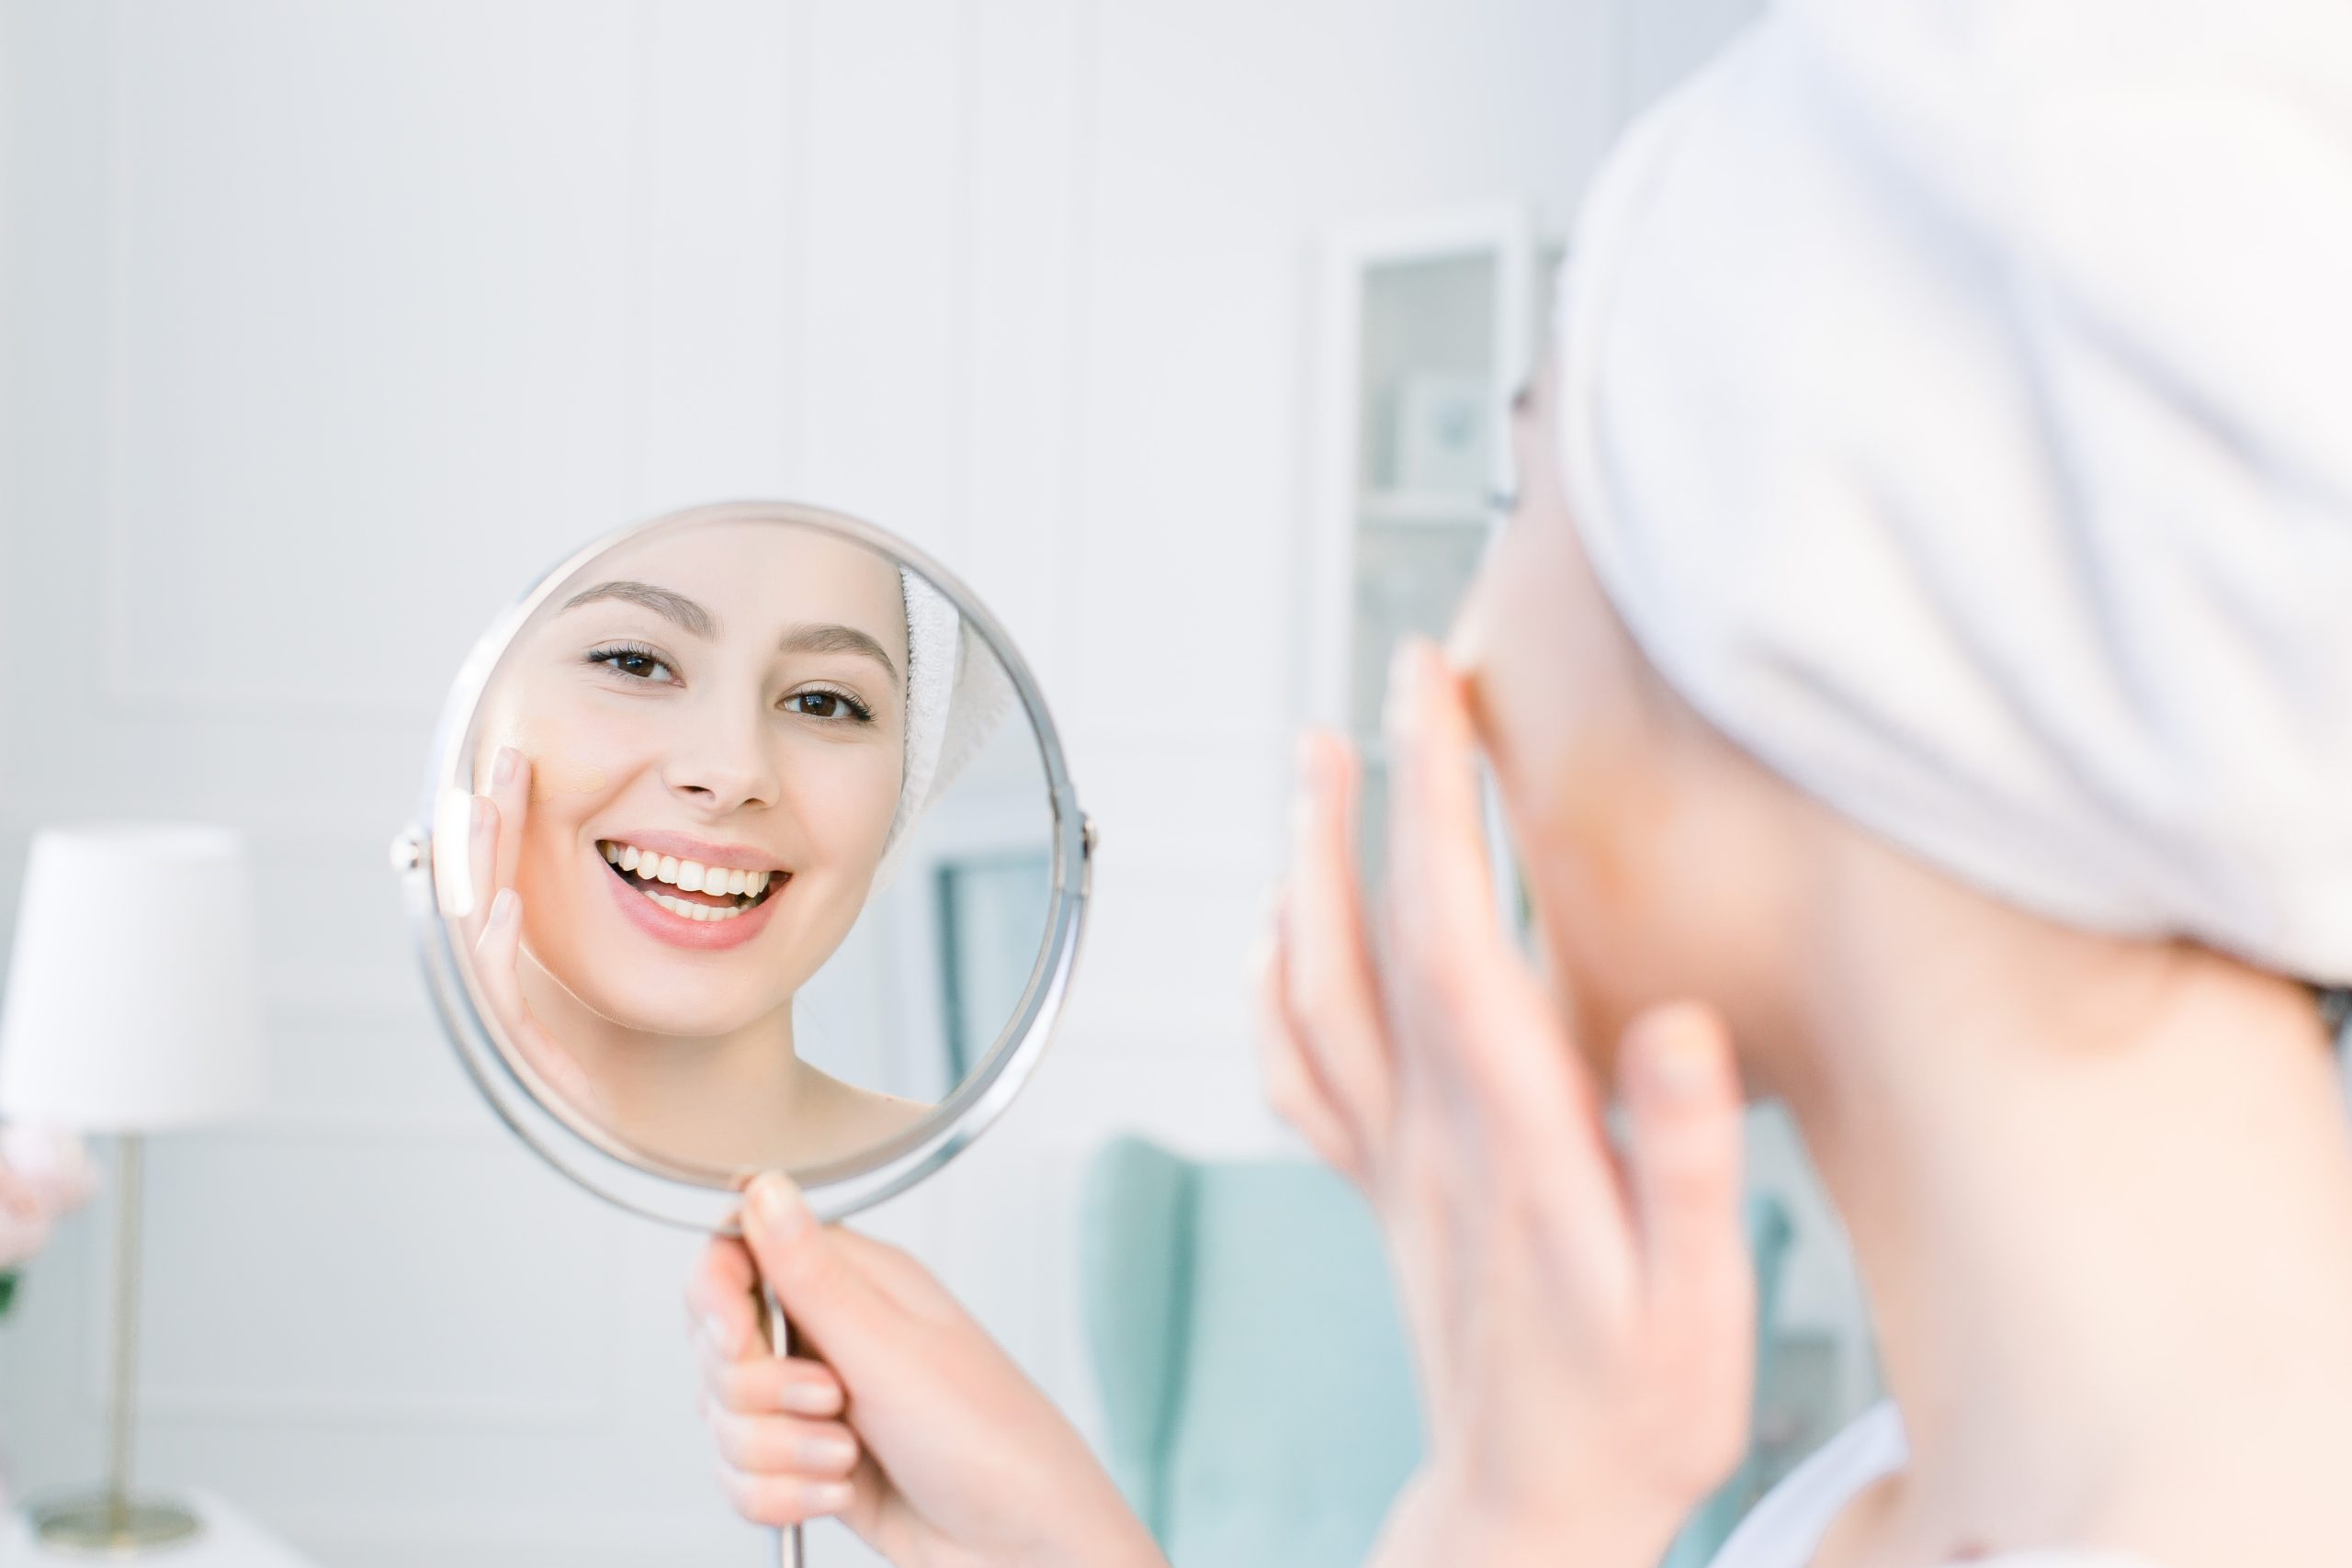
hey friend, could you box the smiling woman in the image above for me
[459,519,968,1172]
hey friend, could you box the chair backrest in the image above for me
[1080,1135,1796,1568]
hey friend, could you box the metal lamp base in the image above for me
[28,1494,203,1557]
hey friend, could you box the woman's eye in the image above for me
[786,689,869,723]
[596,650,675,682]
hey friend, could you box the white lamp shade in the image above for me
[0,824,266,1131]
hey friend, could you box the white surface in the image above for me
[0,827,266,1130]
[0,1492,316,1567]
[0,2,1777,1564]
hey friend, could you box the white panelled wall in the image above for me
[0,3,1770,1564]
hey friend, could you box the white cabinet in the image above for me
[1308,205,1560,895]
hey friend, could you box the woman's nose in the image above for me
[662,703,781,813]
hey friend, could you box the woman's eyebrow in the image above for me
[560,580,717,638]
[780,623,899,684]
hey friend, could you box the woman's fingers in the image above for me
[488,747,529,898]
[471,886,605,1117]
[738,1172,900,1382]
[1281,729,1394,1149]
[1619,1004,1750,1360]
[1251,896,1363,1178]
[705,1406,861,1479]
[464,793,497,942]
[704,1350,848,1419]
[1381,637,1503,975]
[687,1236,763,1357]
[716,1462,856,1529]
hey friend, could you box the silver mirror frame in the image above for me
[390,501,1091,1232]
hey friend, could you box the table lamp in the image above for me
[0,825,266,1553]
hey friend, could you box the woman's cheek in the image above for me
[800,746,906,876]
[512,712,633,804]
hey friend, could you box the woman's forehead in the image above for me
[561,520,909,660]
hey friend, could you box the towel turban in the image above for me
[1557,0,2352,983]
[877,569,1015,886]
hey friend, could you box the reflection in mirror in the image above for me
[435,513,1052,1179]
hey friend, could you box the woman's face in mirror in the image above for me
[477,522,910,1041]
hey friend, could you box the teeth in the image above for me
[595,842,780,900]
[641,886,751,922]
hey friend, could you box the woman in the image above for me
[461,518,973,1171]
[686,4,2352,1563]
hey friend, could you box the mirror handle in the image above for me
[758,1284,805,1568]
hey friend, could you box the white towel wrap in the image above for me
[1557,0,2352,984]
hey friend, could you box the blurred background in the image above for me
[0,2,1875,1564]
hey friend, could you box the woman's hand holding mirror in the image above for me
[1258,637,1753,1568]
[689,1173,1167,1568]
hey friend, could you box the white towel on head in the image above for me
[878,569,1015,887]
[1558,0,2352,983]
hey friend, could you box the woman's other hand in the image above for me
[1257,637,1754,1568]
[687,1172,1167,1568]
[462,746,606,1121]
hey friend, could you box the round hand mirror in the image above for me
[391,498,1088,1234]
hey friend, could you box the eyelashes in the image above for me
[582,644,875,726]
[784,686,876,726]
[584,641,676,683]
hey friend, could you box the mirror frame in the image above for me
[390,501,1091,1231]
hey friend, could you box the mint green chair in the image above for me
[1080,1137,1794,1568]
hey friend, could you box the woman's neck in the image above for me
[516,958,807,1170]
[1773,832,2352,1561]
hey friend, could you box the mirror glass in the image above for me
[418,504,1069,1190]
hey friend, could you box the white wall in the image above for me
[0,2,1768,1563]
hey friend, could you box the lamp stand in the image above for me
[28,1134,202,1555]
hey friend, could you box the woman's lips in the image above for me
[600,852,786,952]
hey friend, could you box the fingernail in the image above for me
[1644,1030,1713,1102]
[1391,637,1430,695]
[488,887,519,931]
[747,1171,810,1239]
[805,1481,854,1515]
[492,746,520,787]
[703,1313,742,1359]
[1385,640,1430,733]
[470,795,493,836]
[800,1433,857,1470]
[780,1379,835,1416]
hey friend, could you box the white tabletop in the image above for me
[0,1493,316,1567]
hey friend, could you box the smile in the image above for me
[596,839,786,924]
